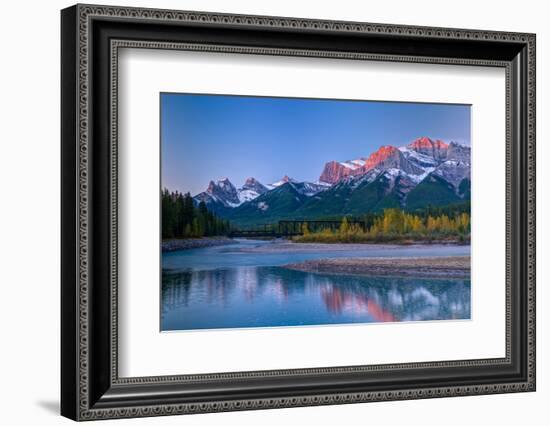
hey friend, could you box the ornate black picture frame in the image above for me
[61,4,536,421]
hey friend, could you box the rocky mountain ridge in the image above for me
[190,137,470,223]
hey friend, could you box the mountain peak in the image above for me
[194,137,469,218]
[207,177,235,192]
[241,177,267,192]
[409,137,449,150]
[244,177,259,185]
[237,177,268,204]
[407,137,449,161]
[271,175,297,187]
[206,180,217,193]
[364,145,400,170]
[448,141,468,148]
[410,136,431,148]
[202,178,240,207]
[217,177,233,186]
[407,136,449,149]
[319,161,350,184]
[319,159,368,184]
[446,141,471,163]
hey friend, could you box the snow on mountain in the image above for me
[379,167,417,198]
[320,145,426,185]
[403,139,470,188]
[195,177,268,207]
[432,160,470,189]
[266,175,297,189]
[446,141,471,163]
[237,190,262,204]
[319,161,353,184]
[295,181,331,197]
[194,137,470,213]
[363,145,425,176]
[265,176,330,197]
[339,161,362,170]
[319,158,374,184]
[241,177,268,193]
[405,137,470,164]
[194,177,240,208]
[383,167,404,178]
[349,168,381,188]
[194,175,329,209]
[405,138,470,189]
[407,136,449,161]
[399,146,439,168]
[237,177,268,204]
[320,138,469,188]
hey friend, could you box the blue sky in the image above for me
[161,93,471,195]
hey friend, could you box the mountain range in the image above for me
[190,137,471,225]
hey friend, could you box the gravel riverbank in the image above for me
[238,241,469,254]
[283,256,470,279]
[162,237,236,252]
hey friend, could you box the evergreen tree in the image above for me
[161,189,231,239]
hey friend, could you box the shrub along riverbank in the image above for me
[293,208,470,244]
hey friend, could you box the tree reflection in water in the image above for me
[161,266,470,331]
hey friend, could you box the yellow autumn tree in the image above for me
[439,215,452,233]
[382,209,405,234]
[367,218,381,237]
[426,216,437,233]
[412,215,424,233]
[457,212,470,234]
[293,206,470,244]
[340,216,350,235]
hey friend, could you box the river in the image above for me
[161,239,471,331]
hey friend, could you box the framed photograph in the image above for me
[61,4,536,421]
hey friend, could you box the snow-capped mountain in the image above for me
[238,177,268,204]
[193,175,329,210]
[321,137,469,190]
[318,160,365,184]
[295,137,470,220]
[402,138,470,167]
[432,160,471,189]
[375,167,418,202]
[407,136,449,161]
[320,143,435,185]
[364,145,426,176]
[194,177,266,208]
[446,141,471,163]
[266,175,297,189]
[194,177,241,208]
[399,146,438,169]
[296,180,332,196]
[191,137,470,224]
[265,176,330,196]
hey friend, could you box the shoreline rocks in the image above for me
[283,256,470,279]
[161,237,235,252]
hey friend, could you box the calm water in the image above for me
[161,239,471,331]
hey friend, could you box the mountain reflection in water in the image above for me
[161,266,470,331]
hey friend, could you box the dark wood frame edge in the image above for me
[61,4,535,421]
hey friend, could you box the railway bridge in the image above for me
[228,219,366,238]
